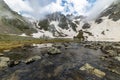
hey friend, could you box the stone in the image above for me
[101,45,117,57]
[80,63,106,78]
[47,47,61,55]
[52,44,62,49]
[115,55,120,61]
[0,53,4,56]
[3,50,10,52]
[9,60,20,67]
[106,50,117,57]
[0,57,10,68]
[24,55,41,64]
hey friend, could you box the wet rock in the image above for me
[3,49,10,52]
[52,43,63,49]
[54,65,63,76]
[106,50,117,57]
[0,57,10,68]
[24,55,41,64]
[9,60,20,67]
[80,63,106,78]
[84,44,98,50]
[115,54,120,61]
[0,53,4,56]
[101,45,117,57]
[47,47,61,55]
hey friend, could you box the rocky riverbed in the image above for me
[0,42,120,80]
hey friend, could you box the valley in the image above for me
[0,0,120,80]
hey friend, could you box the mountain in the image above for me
[33,1,120,41]
[0,0,36,35]
[33,12,84,38]
[80,1,120,41]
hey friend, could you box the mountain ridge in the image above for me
[33,1,120,41]
[0,0,36,35]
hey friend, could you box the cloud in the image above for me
[86,0,116,20]
[26,0,64,19]
[4,0,116,20]
[4,0,33,12]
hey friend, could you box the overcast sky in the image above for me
[4,0,116,20]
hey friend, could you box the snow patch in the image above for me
[86,17,120,42]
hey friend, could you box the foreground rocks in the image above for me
[0,42,120,80]
[0,53,4,56]
[115,54,120,62]
[80,63,106,78]
[47,47,61,55]
[23,55,41,64]
[0,57,10,69]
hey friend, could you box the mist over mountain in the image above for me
[0,0,37,35]
[4,0,116,20]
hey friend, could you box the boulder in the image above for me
[115,54,120,61]
[80,63,106,78]
[24,55,41,64]
[47,47,61,55]
[0,57,10,68]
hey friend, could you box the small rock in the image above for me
[47,47,61,55]
[24,55,41,64]
[0,53,4,56]
[101,45,117,57]
[80,63,106,78]
[100,56,106,60]
[9,60,20,67]
[52,43,63,49]
[115,56,120,61]
[0,57,10,68]
[3,50,10,52]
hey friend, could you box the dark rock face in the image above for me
[95,19,103,24]
[74,30,84,41]
[38,12,78,37]
[101,2,120,21]
[82,23,91,29]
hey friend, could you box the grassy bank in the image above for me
[0,34,75,51]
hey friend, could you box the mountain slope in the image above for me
[0,0,36,35]
[32,13,80,38]
[81,1,120,41]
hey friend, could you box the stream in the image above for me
[0,42,120,80]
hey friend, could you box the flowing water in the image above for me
[0,42,120,80]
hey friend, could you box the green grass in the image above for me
[0,34,77,51]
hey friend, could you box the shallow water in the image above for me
[0,43,120,80]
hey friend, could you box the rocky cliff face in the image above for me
[0,0,36,35]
